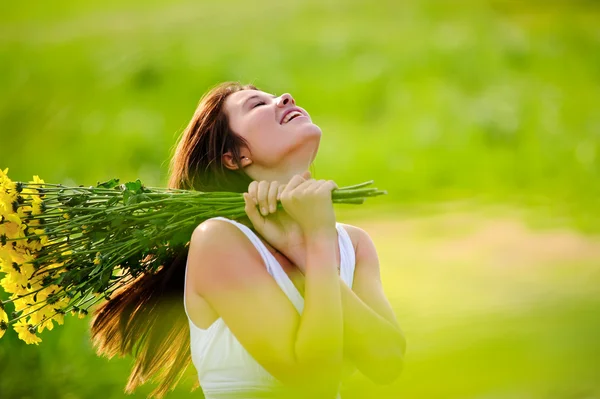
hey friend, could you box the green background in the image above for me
[1,1,599,398]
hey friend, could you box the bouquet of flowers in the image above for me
[0,168,386,345]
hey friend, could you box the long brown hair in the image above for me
[90,82,257,398]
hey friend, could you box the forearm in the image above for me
[289,248,405,384]
[340,281,405,383]
[293,229,344,392]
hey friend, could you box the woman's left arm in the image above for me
[337,224,406,385]
[292,224,406,384]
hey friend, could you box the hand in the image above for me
[243,171,312,269]
[278,177,338,237]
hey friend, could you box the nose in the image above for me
[276,93,295,107]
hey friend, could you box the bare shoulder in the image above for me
[336,222,381,279]
[336,222,371,253]
[191,218,245,244]
[187,219,264,293]
[190,218,258,256]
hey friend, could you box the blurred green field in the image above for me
[1,0,599,398]
[1,210,599,398]
[1,0,599,231]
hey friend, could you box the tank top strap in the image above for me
[207,217,305,313]
[336,223,356,289]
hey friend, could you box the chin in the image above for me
[299,122,322,137]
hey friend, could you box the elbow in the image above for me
[275,356,344,395]
[371,354,404,385]
[380,333,407,385]
[297,358,345,391]
[363,332,407,385]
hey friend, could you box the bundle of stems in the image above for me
[0,168,386,344]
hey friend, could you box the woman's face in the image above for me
[223,89,322,183]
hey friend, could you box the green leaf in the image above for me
[96,178,120,189]
[109,215,125,228]
[125,193,152,205]
[90,264,103,275]
[170,228,193,247]
[106,196,120,207]
[60,194,88,207]
[124,179,143,194]
[132,229,151,248]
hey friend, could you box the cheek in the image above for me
[247,112,279,140]
[230,113,268,141]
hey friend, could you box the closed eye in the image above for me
[252,101,266,109]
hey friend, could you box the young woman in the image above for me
[91,82,406,399]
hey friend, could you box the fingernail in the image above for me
[261,207,267,215]
[270,205,276,213]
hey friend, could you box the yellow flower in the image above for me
[93,252,101,265]
[2,214,26,241]
[0,250,12,273]
[31,202,43,215]
[0,306,8,339]
[0,275,21,296]
[62,213,70,220]
[70,309,87,319]
[30,311,55,333]
[34,229,49,246]
[31,175,45,185]
[17,203,33,218]
[13,318,42,345]
[52,311,65,326]
[0,168,17,214]
[12,297,30,313]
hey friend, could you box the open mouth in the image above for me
[282,110,305,124]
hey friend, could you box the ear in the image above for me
[222,151,252,171]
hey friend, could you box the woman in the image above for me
[91,82,406,399]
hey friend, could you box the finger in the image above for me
[292,179,319,195]
[268,181,279,214]
[302,170,311,180]
[309,179,328,193]
[281,174,308,196]
[257,181,270,216]
[318,180,338,191]
[315,180,338,194]
[248,181,259,206]
[244,193,264,227]
[276,185,285,201]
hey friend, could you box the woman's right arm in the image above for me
[187,219,343,397]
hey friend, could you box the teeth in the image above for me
[283,111,302,124]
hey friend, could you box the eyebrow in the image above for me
[242,94,277,110]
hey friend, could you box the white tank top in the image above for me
[183,216,357,398]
